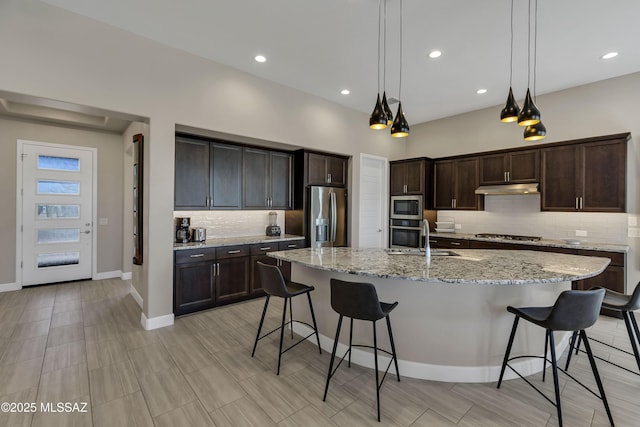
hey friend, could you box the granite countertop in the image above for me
[174,234,305,250]
[268,247,610,285]
[430,232,629,253]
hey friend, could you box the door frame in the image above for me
[357,153,389,248]
[15,139,98,287]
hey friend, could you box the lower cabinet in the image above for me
[428,237,469,249]
[174,238,306,316]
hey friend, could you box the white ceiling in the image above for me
[38,0,640,126]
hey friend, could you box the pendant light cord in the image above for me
[398,0,403,99]
[533,0,538,101]
[527,0,531,89]
[377,0,382,94]
[383,0,387,92]
[509,0,514,86]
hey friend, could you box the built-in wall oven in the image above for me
[389,195,423,248]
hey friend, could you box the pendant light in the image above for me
[518,0,541,127]
[500,0,520,122]
[369,0,387,130]
[524,0,546,140]
[391,0,409,138]
[381,0,393,125]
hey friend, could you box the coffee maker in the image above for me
[175,217,191,243]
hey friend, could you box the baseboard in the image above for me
[141,312,174,330]
[0,282,21,293]
[121,272,132,280]
[93,270,122,280]
[129,283,143,309]
[293,324,571,383]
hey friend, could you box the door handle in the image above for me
[330,191,337,242]
[83,230,91,234]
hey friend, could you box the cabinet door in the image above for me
[174,261,215,315]
[581,140,626,212]
[216,257,249,303]
[541,145,580,211]
[307,153,328,185]
[174,139,210,209]
[211,143,242,209]
[508,150,539,183]
[428,238,469,249]
[434,160,454,209]
[453,158,480,210]
[404,160,425,194]
[479,154,507,185]
[270,152,292,209]
[326,156,347,186]
[243,148,270,208]
[389,162,407,195]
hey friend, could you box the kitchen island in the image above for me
[268,247,610,382]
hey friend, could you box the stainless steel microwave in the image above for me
[390,195,423,220]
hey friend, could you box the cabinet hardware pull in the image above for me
[429,239,437,244]
[504,172,507,182]
[450,242,462,246]
[287,244,297,248]
[216,263,220,276]
[260,247,271,251]
[579,197,583,210]
[507,171,510,182]
[227,250,241,254]
[575,197,579,210]
[190,254,205,258]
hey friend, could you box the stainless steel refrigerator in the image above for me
[309,186,347,247]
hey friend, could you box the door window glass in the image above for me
[37,228,80,244]
[37,180,80,195]
[38,155,80,171]
[37,204,80,219]
[37,252,80,268]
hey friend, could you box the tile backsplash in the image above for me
[437,195,628,245]
[174,210,286,239]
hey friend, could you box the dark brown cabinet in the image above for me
[174,138,243,210]
[215,245,250,303]
[174,138,210,210]
[479,150,539,185]
[434,158,481,210]
[390,159,428,196]
[174,248,216,315]
[541,138,626,212]
[244,148,292,209]
[249,238,305,296]
[307,152,347,186]
[428,237,469,249]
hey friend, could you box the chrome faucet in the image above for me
[422,219,431,266]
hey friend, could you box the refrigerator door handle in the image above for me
[330,191,337,243]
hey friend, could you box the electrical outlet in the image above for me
[629,228,640,238]
[454,224,462,229]
[575,230,588,237]
[629,216,638,227]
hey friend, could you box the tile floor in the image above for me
[0,278,639,426]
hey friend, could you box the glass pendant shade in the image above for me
[500,87,520,122]
[524,121,546,141]
[390,102,409,138]
[517,88,541,126]
[369,94,388,129]
[381,92,393,125]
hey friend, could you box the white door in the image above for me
[19,142,94,286]
[358,154,387,248]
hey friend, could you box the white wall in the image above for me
[408,73,640,290]
[0,0,405,321]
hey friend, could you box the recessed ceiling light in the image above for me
[340,89,350,95]
[254,55,267,63]
[601,52,618,60]
[476,89,487,94]
[428,50,442,59]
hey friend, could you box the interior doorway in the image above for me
[17,140,97,286]
[358,154,388,248]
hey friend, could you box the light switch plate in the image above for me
[629,228,640,238]
[575,230,588,237]
[629,216,638,227]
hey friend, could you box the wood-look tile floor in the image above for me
[0,279,639,426]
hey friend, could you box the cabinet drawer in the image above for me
[216,245,250,259]
[279,239,305,250]
[250,243,279,255]
[175,248,216,264]
[576,250,624,266]
[429,238,469,249]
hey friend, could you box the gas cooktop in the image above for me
[475,233,542,242]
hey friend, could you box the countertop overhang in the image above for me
[268,247,610,285]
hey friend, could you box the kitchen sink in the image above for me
[385,249,459,256]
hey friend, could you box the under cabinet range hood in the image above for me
[474,183,539,195]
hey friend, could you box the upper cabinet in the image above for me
[243,148,292,209]
[434,157,482,210]
[390,159,426,195]
[541,136,627,212]
[479,149,539,185]
[174,135,292,210]
[307,152,347,186]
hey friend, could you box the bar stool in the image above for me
[251,261,321,375]
[497,289,614,427]
[565,282,640,375]
[322,278,400,422]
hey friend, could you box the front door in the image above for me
[19,141,95,286]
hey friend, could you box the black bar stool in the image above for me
[322,278,400,422]
[497,289,614,427]
[251,261,321,375]
[565,282,640,376]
